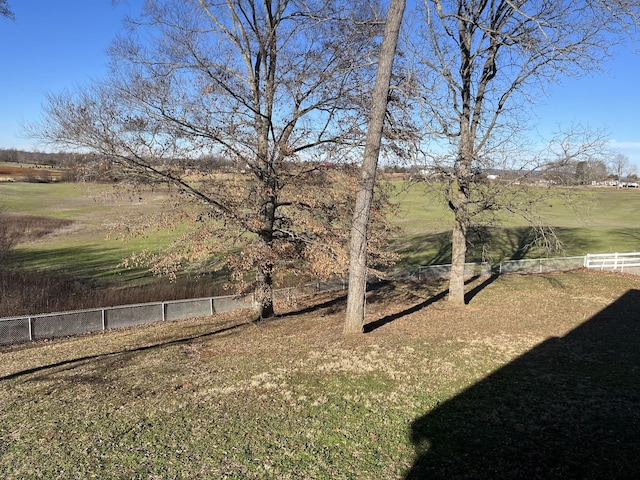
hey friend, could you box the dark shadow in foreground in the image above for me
[406,289,640,479]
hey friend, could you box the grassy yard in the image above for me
[1,270,639,478]
[392,183,640,265]
[3,180,640,287]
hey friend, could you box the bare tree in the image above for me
[344,0,407,334]
[574,159,608,185]
[0,0,13,20]
[30,0,395,319]
[540,125,611,185]
[610,153,631,186]
[408,0,640,306]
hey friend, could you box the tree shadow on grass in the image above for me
[364,287,448,333]
[11,245,135,278]
[0,320,250,382]
[406,289,640,479]
[464,274,499,304]
[280,280,402,319]
[279,292,347,318]
[364,275,499,333]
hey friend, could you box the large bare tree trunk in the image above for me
[447,127,473,306]
[344,0,406,334]
[255,178,277,319]
[255,261,275,320]
[448,209,468,307]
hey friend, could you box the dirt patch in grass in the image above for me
[1,270,639,478]
[0,165,65,182]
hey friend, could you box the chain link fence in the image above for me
[0,253,632,346]
[0,294,252,346]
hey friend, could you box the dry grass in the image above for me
[2,270,640,478]
[0,213,73,243]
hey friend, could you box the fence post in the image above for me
[101,309,106,331]
[28,317,33,342]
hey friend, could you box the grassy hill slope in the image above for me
[1,271,639,478]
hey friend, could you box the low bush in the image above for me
[0,269,229,317]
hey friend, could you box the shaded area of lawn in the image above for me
[407,288,640,479]
[394,226,640,267]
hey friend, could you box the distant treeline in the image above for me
[0,148,81,166]
[1,148,629,186]
[0,149,238,169]
[0,149,245,183]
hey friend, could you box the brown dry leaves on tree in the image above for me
[118,165,398,297]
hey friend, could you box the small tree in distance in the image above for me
[609,153,636,186]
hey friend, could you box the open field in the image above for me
[0,182,185,282]
[1,270,639,478]
[0,182,227,316]
[4,181,640,276]
[2,180,640,316]
[392,183,640,266]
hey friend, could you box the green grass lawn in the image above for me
[391,183,640,265]
[1,182,182,283]
[1,271,639,478]
[3,181,640,282]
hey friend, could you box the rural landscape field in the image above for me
[2,166,640,316]
[4,0,640,477]
[2,162,640,477]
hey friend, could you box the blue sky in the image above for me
[1,1,640,170]
[0,0,143,150]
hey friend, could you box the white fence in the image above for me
[385,256,586,281]
[584,252,640,272]
[1,252,638,347]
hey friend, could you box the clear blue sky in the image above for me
[0,0,143,151]
[1,1,640,170]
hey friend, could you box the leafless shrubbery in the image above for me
[0,208,19,268]
[0,270,229,318]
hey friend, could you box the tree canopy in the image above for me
[30,0,396,318]
[0,0,13,21]
[407,0,640,305]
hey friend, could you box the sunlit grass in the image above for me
[1,271,639,478]
[1,182,184,283]
[3,180,640,281]
[391,182,640,264]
